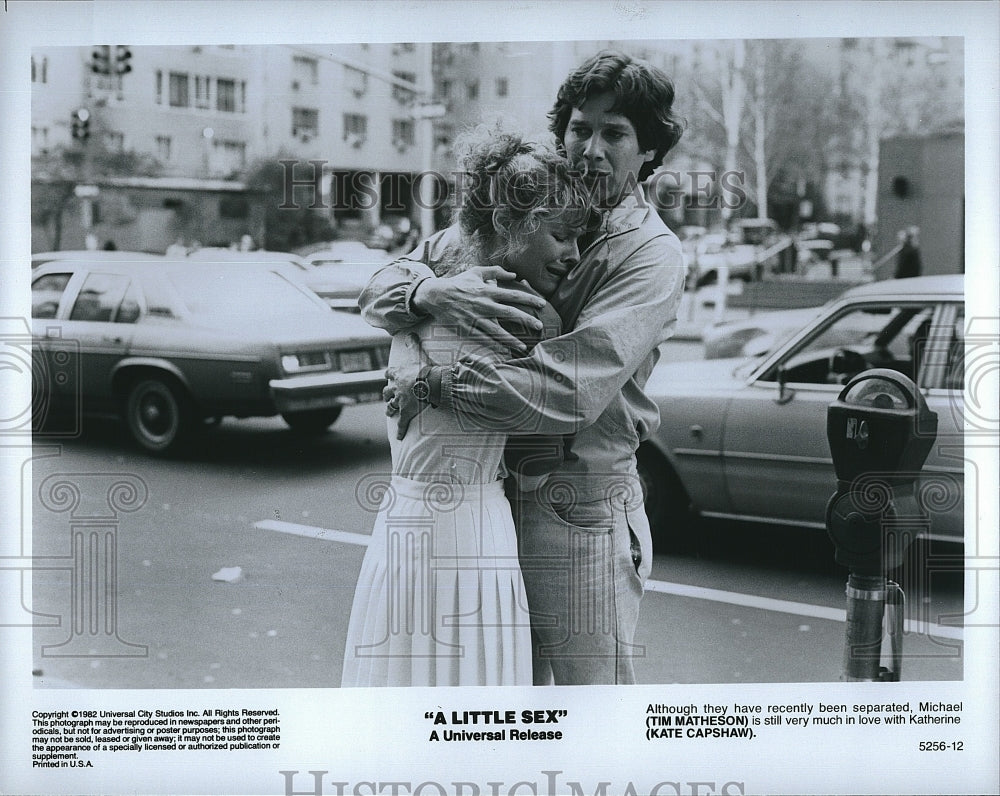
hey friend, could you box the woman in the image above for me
[341,129,597,687]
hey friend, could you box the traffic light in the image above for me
[90,45,111,75]
[70,108,90,141]
[115,45,132,75]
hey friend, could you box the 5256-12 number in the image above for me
[919,741,964,751]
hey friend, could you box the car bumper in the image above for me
[269,368,387,413]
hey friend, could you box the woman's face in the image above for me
[505,213,585,297]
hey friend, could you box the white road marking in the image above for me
[254,518,964,641]
[644,579,963,640]
[254,519,371,546]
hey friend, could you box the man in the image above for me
[359,51,686,685]
[895,227,922,279]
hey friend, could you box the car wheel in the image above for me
[126,377,192,455]
[636,444,695,553]
[282,407,343,434]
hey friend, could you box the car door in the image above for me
[721,297,945,531]
[62,271,141,411]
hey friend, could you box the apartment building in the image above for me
[30,43,434,251]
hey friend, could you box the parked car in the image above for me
[31,258,391,454]
[305,241,392,266]
[703,307,829,360]
[32,250,165,269]
[304,243,394,312]
[365,215,413,250]
[688,231,759,287]
[183,247,387,312]
[638,275,965,551]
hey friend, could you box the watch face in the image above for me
[411,380,430,401]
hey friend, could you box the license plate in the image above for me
[339,350,372,372]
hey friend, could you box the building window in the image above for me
[392,70,416,103]
[466,80,479,100]
[434,121,455,154]
[292,55,318,86]
[104,131,125,151]
[31,55,48,83]
[216,78,244,113]
[343,113,367,146]
[211,139,246,174]
[392,119,415,149]
[345,65,368,98]
[292,107,319,139]
[495,77,508,98]
[155,70,162,104]
[169,72,189,107]
[195,75,211,109]
[31,126,50,152]
[437,79,452,99]
[155,135,172,161]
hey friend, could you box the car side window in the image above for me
[770,301,937,385]
[31,273,72,318]
[68,272,131,322]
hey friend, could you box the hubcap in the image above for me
[138,391,173,438]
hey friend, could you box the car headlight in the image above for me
[281,352,332,374]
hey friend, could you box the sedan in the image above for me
[32,249,165,268]
[638,275,965,549]
[702,307,825,360]
[304,243,394,312]
[182,247,388,312]
[31,258,391,454]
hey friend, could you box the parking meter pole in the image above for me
[824,368,937,683]
[842,573,888,681]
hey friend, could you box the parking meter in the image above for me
[825,369,938,681]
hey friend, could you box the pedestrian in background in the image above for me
[895,226,922,279]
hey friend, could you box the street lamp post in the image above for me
[411,102,446,238]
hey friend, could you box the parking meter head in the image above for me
[826,368,938,489]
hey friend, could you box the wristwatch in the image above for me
[410,365,435,403]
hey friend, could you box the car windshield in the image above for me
[167,269,324,322]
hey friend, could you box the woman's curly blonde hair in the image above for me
[451,125,599,268]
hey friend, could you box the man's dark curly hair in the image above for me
[548,51,685,182]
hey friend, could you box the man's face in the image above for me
[563,91,655,206]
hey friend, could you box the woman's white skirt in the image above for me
[342,476,532,687]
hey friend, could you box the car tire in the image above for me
[125,377,192,455]
[636,444,695,554]
[281,407,343,434]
